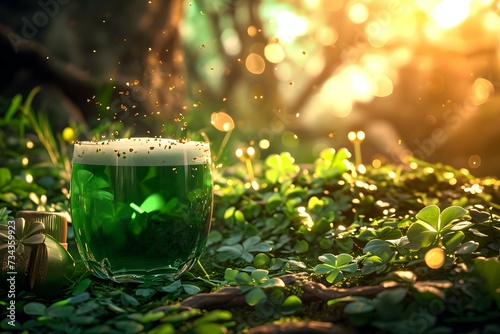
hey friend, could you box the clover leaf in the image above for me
[314,253,358,284]
[313,148,351,179]
[225,268,285,306]
[407,205,467,249]
[264,152,300,184]
[217,236,272,263]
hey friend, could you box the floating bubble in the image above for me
[211,111,235,132]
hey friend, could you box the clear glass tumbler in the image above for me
[70,138,213,282]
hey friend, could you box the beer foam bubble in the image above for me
[72,138,211,166]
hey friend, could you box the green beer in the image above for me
[70,138,213,282]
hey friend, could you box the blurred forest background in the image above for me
[1,0,500,176]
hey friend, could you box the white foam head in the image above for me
[72,138,211,166]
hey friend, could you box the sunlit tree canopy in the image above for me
[182,0,500,176]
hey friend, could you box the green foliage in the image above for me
[0,167,44,209]
[313,253,358,284]
[313,147,352,179]
[216,236,272,263]
[0,89,133,212]
[224,268,285,306]
[2,90,500,332]
[264,152,300,184]
[474,257,500,308]
[407,205,468,248]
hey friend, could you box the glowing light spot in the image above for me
[424,167,435,174]
[464,183,483,194]
[26,141,34,149]
[348,131,365,142]
[247,26,258,37]
[275,11,308,43]
[357,164,366,174]
[62,127,75,143]
[298,207,314,230]
[425,247,446,269]
[22,157,29,166]
[372,159,382,168]
[246,53,266,74]
[315,27,338,46]
[468,155,481,168]
[247,146,256,158]
[348,67,375,102]
[221,28,241,56]
[443,172,455,179]
[374,75,393,97]
[348,3,369,24]
[259,139,270,149]
[472,78,494,105]
[264,43,285,63]
[432,0,470,29]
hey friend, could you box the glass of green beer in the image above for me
[70,138,213,282]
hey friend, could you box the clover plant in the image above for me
[313,253,358,284]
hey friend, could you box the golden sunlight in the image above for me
[432,0,471,28]
[348,3,369,24]
[264,43,285,63]
[275,11,308,43]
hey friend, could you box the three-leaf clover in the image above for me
[407,205,468,249]
[217,236,272,263]
[264,152,300,184]
[225,268,285,306]
[314,253,358,284]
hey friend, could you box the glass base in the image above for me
[85,257,198,283]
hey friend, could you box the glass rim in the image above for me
[72,137,211,166]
